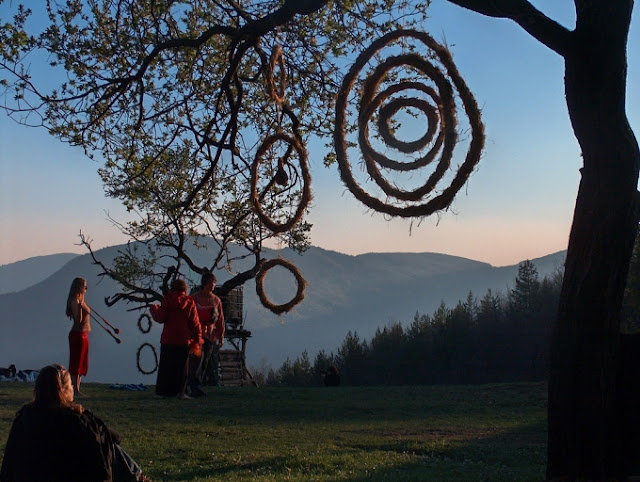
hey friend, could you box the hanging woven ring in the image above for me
[250,132,312,233]
[137,313,152,334]
[255,258,307,315]
[334,29,485,218]
[136,342,158,375]
[265,44,287,105]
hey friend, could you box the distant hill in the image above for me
[0,240,566,384]
[0,253,78,294]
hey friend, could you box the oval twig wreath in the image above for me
[137,313,152,334]
[265,45,287,104]
[250,132,312,233]
[334,29,485,217]
[136,342,158,375]
[256,258,307,315]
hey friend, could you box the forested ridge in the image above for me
[262,237,640,387]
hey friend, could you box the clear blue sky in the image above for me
[1,1,639,267]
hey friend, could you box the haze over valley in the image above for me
[0,240,565,384]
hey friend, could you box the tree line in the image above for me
[258,245,640,388]
[256,260,561,386]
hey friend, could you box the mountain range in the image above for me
[0,253,78,294]
[0,240,566,384]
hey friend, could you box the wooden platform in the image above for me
[218,327,256,386]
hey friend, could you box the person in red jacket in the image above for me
[150,278,202,399]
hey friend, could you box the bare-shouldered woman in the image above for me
[65,277,91,396]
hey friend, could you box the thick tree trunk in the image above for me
[547,2,640,479]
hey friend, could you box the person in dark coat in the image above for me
[0,364,149,482]
[150,278,202,399]
[323,365,341,387]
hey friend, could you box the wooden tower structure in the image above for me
[215,286,256,386]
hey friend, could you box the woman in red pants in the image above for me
[65,277,91,397]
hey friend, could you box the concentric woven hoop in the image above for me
[334,29,485,217]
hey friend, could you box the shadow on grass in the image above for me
[154,455,293,481]
[151,420,545,481]
[1,382,547,481]
[191,382,548,426]
[344,420,546,481]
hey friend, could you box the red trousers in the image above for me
[68,331,89,376]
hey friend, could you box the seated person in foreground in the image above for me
[0,364,150,482]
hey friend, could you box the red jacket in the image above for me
[150,292,202,346]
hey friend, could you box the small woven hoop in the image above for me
[136,342,158,375]
[137,313,152,334]
[256,258,307,315]
[265,45,287,104]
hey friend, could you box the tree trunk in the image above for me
[547,2,640,479]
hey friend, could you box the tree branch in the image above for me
[446,0,572,57]
[239,0,330,38]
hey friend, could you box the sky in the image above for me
[1,1,639,268]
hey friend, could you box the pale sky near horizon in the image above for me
[1,1,639,268]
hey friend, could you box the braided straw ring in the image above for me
[256,258,307,315]
[250,132,312,233]
[360,54,456,202]
[137,313,152,334]
[334,29,485,217]
[265,45,287,104]
[363,80,449,169]
[136,342,158,375]
[378,96,439,153]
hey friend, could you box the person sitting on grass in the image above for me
[0,364,151,482]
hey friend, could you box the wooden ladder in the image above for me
[218,349,246,387]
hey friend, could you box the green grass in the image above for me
[0,382,547,481]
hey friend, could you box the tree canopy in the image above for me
[0,0,431,307]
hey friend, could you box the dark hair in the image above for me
[201,272,216,288]
[170,278,188,293]
[28,364,81,412]
[66,278,87,318]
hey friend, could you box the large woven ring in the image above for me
[334,29,485,217]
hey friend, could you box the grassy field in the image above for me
[0,381,547,481]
